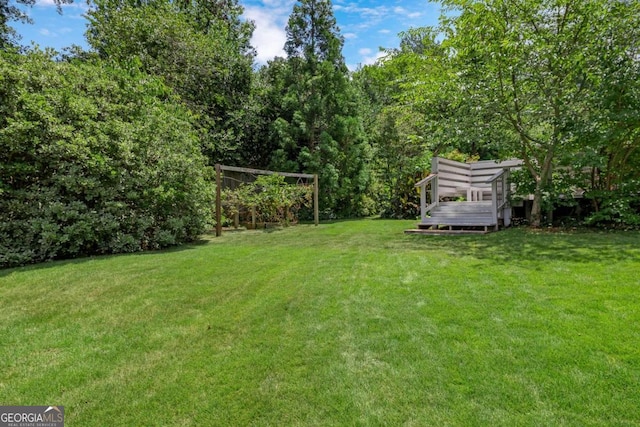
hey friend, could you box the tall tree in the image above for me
[268,0,372,216]
[353,28,502,218]
[573,0,640,225]
[439,0,637,226]
[285,0,344,68]
[86,0,255,165]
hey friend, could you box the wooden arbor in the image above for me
[215,164,319,237]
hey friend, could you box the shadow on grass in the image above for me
[0,238,211,277]
[395,228,640,264]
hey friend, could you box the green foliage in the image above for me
[258,0,373,218]
[585,180,640,229]
[222,175,312,225]
[285,0,344,68]
[0,50,212,268]
[86,0,255,165]
[370,108,431,218]
[573,1,640,200]
[437,0,640,226]
[353,32,461,218]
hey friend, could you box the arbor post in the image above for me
[215,164,222,237]
[313,174,319,226]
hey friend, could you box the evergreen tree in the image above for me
[269,0,372,217]
[285,0,344,69]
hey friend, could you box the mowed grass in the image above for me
[1,220,640,426]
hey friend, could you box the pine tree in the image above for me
[269,0,372,216]
[285,0,345,69]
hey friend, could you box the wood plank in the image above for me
[438,171,472,185]
[216,164,222,237]
[419,222,496,227]
[219,164,315,179]
[469,159,522,170]
[313,174,319,226]
[405,229,491,235]
[437,157,472,170]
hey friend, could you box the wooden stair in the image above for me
[406,201,497,234]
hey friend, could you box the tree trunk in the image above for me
[529,152,554,228]
[530,185,543,227]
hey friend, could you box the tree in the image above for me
[439,0,639,226]
[86,0,255,165]
[266,0,373,216]
[353,28,493,218]
[1,0,71,48]
[285,0,344,69]
[574,1,640,226]
[0,50,212,267]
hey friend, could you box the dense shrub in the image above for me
[0,51,213,267]
[222,175,312,226]
[585,180,640,229]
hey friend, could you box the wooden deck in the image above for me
[408,157,522,234]
[405,228,491,235]
[414,201,497,232]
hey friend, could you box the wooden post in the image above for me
[420,183,427,223]
[432,175,439,210]
[491,179,498,228]
[503,169,512,227]
[215,164,222,237]
[313,174,319,226]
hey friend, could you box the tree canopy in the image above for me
[257,0,373,216]
[86,0,255,165]
[2,0,640,266]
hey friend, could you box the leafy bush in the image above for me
[222,175,312,226]
[585,180,640,229]
[0,50,213,268]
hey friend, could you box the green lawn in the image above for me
[1,220,640,426]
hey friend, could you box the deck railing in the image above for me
[415,174,438,223]
[416,157,522,228]
[487,168,511,228]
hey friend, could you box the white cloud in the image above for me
[243,6,288,64]
[378,29,391,34]
[39,28,53,36]
[358,47,372,56]
[343,32,357,39]
[361,50,387,66]
[35,0,89,10]
[334,4,389,20]
[393,6,421,19]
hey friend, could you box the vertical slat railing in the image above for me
[416,174,438,223]
[491,178,498,226]
[489,169,506,230]
[487,168,513,230]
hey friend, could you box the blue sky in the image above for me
[14,0,443,69]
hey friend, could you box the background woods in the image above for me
[2,0,640,266]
